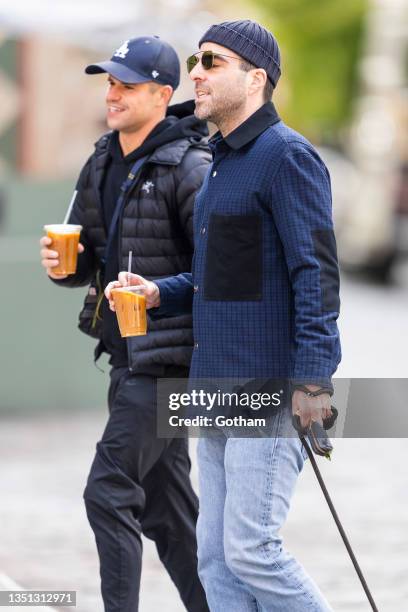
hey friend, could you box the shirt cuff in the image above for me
[290,378,334,396]
[150,276,193,319]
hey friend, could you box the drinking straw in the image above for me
[63,190,78,224]
[127,251,132,286]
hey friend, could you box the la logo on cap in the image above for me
[114,41,130,59]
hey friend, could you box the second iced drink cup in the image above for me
[111,286,147,337]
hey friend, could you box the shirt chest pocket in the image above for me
[204,214,263,301]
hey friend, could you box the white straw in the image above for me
[63,190,78,224]
[127,251,132,286]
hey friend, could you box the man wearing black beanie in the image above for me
[107,19,340,611]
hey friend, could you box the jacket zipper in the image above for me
[118,168,145,372]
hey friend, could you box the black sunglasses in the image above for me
[186,50,240,73]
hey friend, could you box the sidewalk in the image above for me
[0,412,407,611]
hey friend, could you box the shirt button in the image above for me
[212,170,217,177]
[193,285,199,293]
[201,226,206,235]
[194,342,199,349]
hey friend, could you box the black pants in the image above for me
[83,369,208,612]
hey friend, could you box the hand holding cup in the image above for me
[105,272,160,312]
[40,233,84,279]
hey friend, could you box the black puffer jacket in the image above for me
[55,101,211,374]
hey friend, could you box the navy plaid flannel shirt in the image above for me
[155,102,341,388]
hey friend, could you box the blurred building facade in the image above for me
[340,0,408,277]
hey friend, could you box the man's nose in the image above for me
[189,59,206,81]
[107,85,121,101]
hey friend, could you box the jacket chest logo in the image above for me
[141,180,154,194]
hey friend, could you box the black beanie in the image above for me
[199,19,281,87]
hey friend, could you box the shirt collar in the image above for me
[209,101,280,152]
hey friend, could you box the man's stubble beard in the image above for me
[194,86,247,130]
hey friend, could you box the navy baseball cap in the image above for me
[85,36,180,89]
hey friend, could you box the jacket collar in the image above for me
[94,132,208,166]
[210,101,280,152]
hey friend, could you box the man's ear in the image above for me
[159,84,174,107]
[248,68,267,96]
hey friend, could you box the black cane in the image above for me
[296,423,379,612]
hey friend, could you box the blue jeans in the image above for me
[196,405,333,611]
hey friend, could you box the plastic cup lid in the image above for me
[113,285,146,294]
[44,224,82,233]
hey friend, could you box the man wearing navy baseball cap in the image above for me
[85,35,181,88]
[40,36,210,611]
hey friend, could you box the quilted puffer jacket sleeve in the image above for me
[173,145,212,249]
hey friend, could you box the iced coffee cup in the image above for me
[44,224,82,276]
[111,285,147,337]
